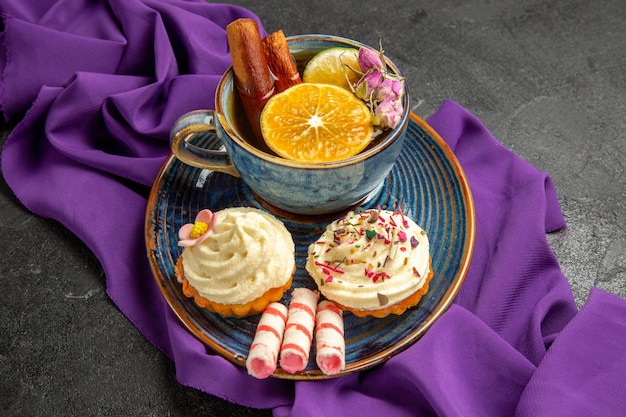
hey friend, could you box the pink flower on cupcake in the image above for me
[178,209,218,247]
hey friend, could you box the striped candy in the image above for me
[315,300,345,375]
[246,302,288,379]
[279,288,319,374]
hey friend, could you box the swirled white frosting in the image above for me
[306,209,430,311]
[181,207,295,305]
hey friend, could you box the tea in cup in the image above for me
[170,34,410,216]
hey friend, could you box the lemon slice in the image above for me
[260,83,374,163]
[302,47,361,91]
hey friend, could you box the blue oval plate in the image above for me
[145,113,475,380]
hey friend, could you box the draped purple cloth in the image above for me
[2,1,625,415]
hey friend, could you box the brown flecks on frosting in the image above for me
[311,207,423,285]
[377,293,389,306]
[389,241,399,260]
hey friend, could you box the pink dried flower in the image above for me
[374,96,403,129]
[358,47,383,72]
[353,42,406,130]
[374,78,404,102]
[355,69,383,100]
[178,209,217,247]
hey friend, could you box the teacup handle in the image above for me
[170,109,240,177]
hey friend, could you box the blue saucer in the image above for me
[145,113,475,379]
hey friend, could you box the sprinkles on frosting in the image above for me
[310,207,422,287]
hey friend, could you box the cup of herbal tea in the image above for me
[170,32,410,216]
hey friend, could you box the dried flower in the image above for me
[374,78,404,102]
[351,41,406,130]
[178,209,217,247]
[355,70,383,101]
[358,47,383,72]
[374,96,403,129]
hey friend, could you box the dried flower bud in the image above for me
[374,78,404,102]
[355,70,383,100]
[358,47,383,72]
[374,96,403,129]
[354,42,406,130]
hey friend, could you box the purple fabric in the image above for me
[2,1,625,415]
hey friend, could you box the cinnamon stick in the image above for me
[226,19,275,144]
[263,30,302,93]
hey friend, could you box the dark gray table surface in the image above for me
[1,0,624,415]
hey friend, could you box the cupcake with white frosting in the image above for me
[305,208,433,318]
[175,207,295,317]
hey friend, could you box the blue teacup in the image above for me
[170,34,410,216]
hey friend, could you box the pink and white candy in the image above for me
[246,302,288,379]
[315,300,345,375]
[279,288,319,374]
